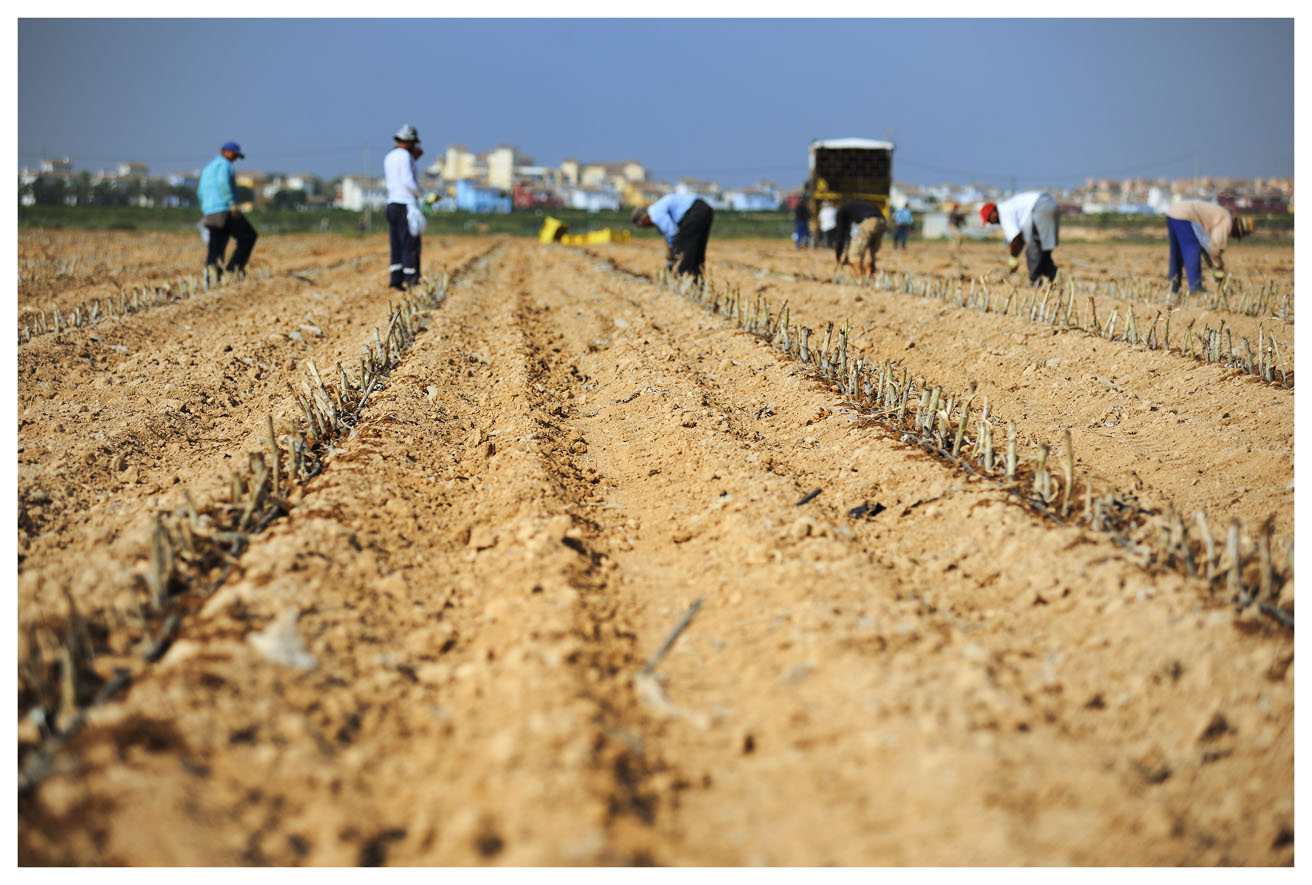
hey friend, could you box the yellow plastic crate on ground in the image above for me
[538,217,631,244]
[562,229,631,244]
[538,216,567,243]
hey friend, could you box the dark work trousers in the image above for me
[893,223,910,249]
[1166,217,1205,293]
[204,211,258,275]
[794,219,810,248]
[669,199,714,279]
[1025,221,1059,284]
[386,203,422,288]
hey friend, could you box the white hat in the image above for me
[394,124,419,142]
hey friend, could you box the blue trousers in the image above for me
[1167,217,1203,293]
[794,219,810,248]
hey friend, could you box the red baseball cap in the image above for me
[979,202,997,225]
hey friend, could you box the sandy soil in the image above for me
[16,232,1294,866]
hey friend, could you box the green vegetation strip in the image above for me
[21,205,1293,241]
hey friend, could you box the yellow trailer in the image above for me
[807,138,896,237]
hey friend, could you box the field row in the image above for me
[591,241,1294,553]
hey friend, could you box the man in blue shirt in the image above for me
[892,203,913,249]
[196,141,257,280]
[631,193,714,281]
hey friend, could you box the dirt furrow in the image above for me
[592,244,1294,551]
[612,238,1296,362]
[16,231,403,313]
[20,244,647,865]
[504,244,1292,864]
[709,238,1294,314]
[18,241,495,577]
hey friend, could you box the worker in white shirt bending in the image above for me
[384,124,424,290]
[979,191,1060,284]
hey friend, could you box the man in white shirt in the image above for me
[384,124,424,290]
[979,191,1060,284]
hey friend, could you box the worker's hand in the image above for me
[1212,268,1225,282]
[230,205,242,217]
[1007,255,1020,273]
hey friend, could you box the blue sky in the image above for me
[17,17,1295,191]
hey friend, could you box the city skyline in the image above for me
[18,17,1295,192]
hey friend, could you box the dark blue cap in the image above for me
[221,141,245,158]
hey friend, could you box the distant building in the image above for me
[1218,191,1288,214]
[40,156,75,176]
[167,171,199,189]
[441,145,485,182]
[567,185,621,213]
[486,144,522,190]
[624,182,669,209]
[285,174,316,195]
[580,160,646,191]
[455,179,511,213]
[512,181,563,208]
[262,174,317,199]
[337,174,387,211]
[724,187,778,211]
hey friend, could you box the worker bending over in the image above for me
[632,193,715,281]
[832,199,887,278]
[979,191,1060,284]
[1165,200,1254,294]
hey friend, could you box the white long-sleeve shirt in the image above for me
[996,191,1058,250]
[384,146,422,207]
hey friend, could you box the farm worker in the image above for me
[979,191,1060,284]
[384,124,424,290]
[793,198,811,249]
[947,201,965,248]
[818,201,838,248]
[1164,200,1255,294]
[197,141,258,280]
[832,199,888,278]
[631,193,715,281]
[892,203,914,249]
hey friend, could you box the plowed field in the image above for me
[17,231,1294,866]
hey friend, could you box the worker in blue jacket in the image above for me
[632,193,714,281]
[197,141,257,280]
[892,203,914,249]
